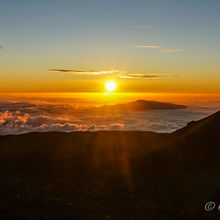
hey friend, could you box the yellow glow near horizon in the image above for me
[105,81,116,92]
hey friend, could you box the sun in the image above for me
[105,81,116,92]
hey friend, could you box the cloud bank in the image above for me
[0,109,124,135]
[0,100,215,135]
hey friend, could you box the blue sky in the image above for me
[0,0,220,92]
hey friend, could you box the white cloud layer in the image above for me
[0,101,216,135]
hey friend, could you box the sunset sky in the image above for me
[0,0,220,93]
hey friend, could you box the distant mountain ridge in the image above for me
[94,99,186,112]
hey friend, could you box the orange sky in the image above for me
[0,0,220,93]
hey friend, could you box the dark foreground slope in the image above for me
[0,112,220,219]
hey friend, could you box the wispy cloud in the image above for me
[135,45,160,48]
[164,49,184,52]
[48,69,120,76]
[136,25,153,29]
[119,73,169,79]
[49,69,171,80]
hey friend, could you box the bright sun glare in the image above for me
[105,81,116,92]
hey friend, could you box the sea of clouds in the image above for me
[0,100,218,135]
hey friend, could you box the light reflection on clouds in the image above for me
[0,98,218,135]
